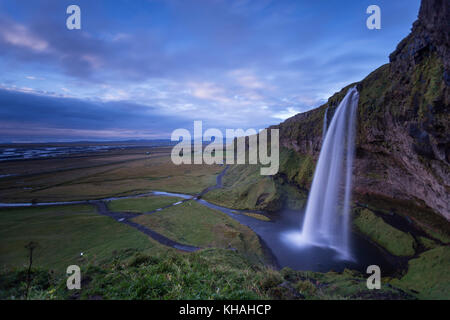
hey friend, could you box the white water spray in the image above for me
[300,87,359,260]
[322,107,328,142]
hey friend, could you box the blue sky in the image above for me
[0,0,420,142]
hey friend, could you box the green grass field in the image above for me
[132,200,265,264]
[0,205,165,272]
[0,153,222,203]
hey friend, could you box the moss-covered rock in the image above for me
[353,209,416,256]
[418,236,438,250]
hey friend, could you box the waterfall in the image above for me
[300,87,359,260]
[322,107,328,142]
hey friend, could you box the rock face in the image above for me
[275,0,449,219]
[390,0,449,75]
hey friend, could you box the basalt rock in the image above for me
[390,0,449,74]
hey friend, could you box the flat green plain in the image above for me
[0,204,165,272]
[132,200,265,264]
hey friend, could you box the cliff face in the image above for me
[390,0,449,76]
[275,0,449,219]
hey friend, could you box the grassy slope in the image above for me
[132,200,265,264]
[107,196,183,213]
[202,164,281,211]
[281,267,413,300]
[390,246,450,300]
[277,147,315,190]
[202,148,309,212]
[69,249,270,300]
[0,248,415,300]
[0,205,164,272]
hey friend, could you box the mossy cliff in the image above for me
[273,0,449,221]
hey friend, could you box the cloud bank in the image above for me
[0,0,420,141]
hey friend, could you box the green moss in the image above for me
[391,246,450,299]
[357,64,391,142]
[411,52,445,121]
[203,164,281,211]
[278,148,315,189]
[418,236,438,250]
[364,171,386,180]
[238,212,271,222]
[355,194,450,244]
[295,280,317,296]
[421,226,450,244]
[279,268,412,300]
[353,209,416,256]
[202,149,310,212]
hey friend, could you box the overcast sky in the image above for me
[0,0,420,142]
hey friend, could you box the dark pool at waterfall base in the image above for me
[198,199,395,274]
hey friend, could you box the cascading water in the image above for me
[300,87,359,260]
[322,107,328,142]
